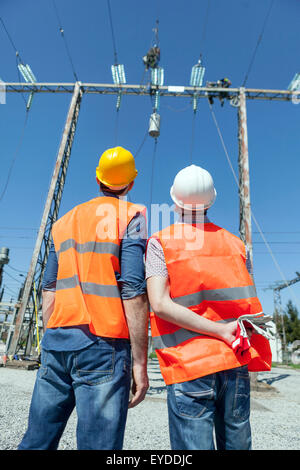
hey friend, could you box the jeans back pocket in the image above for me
[74,339,115,385]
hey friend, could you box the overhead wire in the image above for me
[106,0,124,145]
[2,269,24,284]
[198,0,211,61]
[107,0,119,65]
[0,16,28,106]
[134,130,149,159]
[0,108,29,203]
[51,0,79,81]
[190,110,196,164]
[149,138,158,227]
[208,101,300,307]
[190,0,211,164]
[0,16,37,202]
[6,265,28,274]
[242,0,275,87]
[0,16,24,62]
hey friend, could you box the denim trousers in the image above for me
[18,338,131,450]
[167,366,251,450]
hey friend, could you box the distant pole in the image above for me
[6,82,83,356]
[238,88,258,386]
[238,87,253,271]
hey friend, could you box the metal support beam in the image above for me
[6,82,83,357]
[3,82,300,102]
[237,88,253,270]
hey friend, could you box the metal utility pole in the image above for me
[271,273,300,362]
[3,81,300,357]
[237,88,253,270]
[6,82,83,356]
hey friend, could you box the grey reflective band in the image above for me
[153,319,234,350]
[57,239,119,258]
[173,285,256,308]
[56,275,121,298]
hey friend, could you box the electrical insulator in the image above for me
[0,247,9,266]
[26,93,34,111]
[116,92,122,111]
[190,61,205,87]
[111,64,126,85]
[17,63,37,111]
[288,73,300,92]
[192,95,198,112]
[149,112,160,138]
[151,66,164,86]
[18,63,37,83]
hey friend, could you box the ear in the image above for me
[96,177,100,185]
[128,181,134,191]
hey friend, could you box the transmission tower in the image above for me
[2,81,300,357]
[267,272,300,362]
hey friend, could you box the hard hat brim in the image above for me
[170,185,217,211]
[96,169,138,188]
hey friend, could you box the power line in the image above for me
[0,227,38,230]
[253,242,300,245]
[242,0,275,87]
[135,130,149,158]
[149,138,158,208]
[0,16,24,61]
[6,265,28,274]
[3,270,24,284]
[199,0,211,60]
[0,16,29,107]
[107,0,118,65]
[0,110,29,203]
[190,110,196,164]
[51,0,79,81]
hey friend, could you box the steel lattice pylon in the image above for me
[6,82,83,356]
[2,81,300,357]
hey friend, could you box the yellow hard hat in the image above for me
[96,146,138,188]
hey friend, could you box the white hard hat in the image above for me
[170,165,217,211]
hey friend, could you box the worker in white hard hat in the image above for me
[146,164,272,450]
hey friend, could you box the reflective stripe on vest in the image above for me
[153,318,234,350]
[56,274,121,298]
[48,196,146,338]
[172,285,256,308]
[57,239,120,258]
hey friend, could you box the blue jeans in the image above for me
[18,338,131,450]
[167,366,251,450]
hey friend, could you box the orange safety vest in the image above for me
[149,222,272,385]
[48,196,146,338]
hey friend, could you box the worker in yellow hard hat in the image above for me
[96,146,138,190]
[19,146,149,451]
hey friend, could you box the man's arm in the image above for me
[119,212,149,408]
[123,294,149,408]
[42,290,56,332]
[147,276,237,346]
[41,241,58,331]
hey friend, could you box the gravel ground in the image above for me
[0,360,299,450]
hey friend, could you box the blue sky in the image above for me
[0,0,300,316]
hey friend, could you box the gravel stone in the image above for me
[0,360,299,450]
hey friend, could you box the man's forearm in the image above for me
[123,294,149,364]
[42,290,56,332]
[153,297,227,340]
[147,277,237,345]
